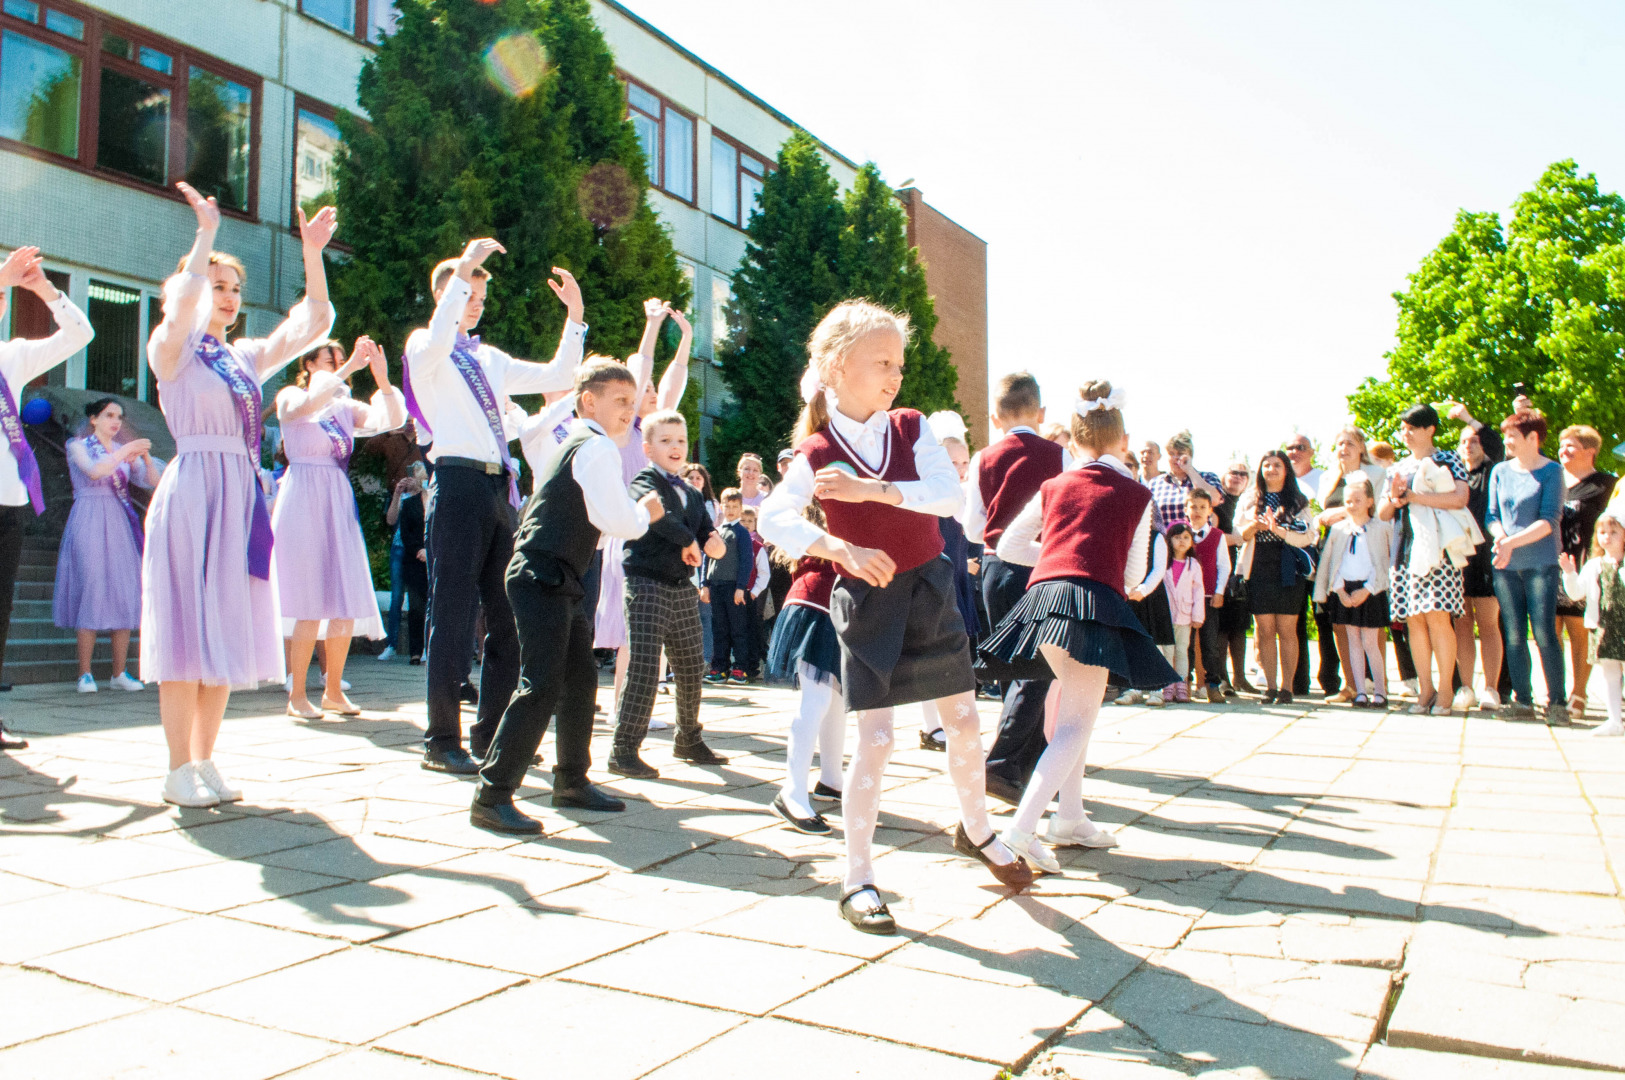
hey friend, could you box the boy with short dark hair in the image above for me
[1185,489,1231,704]
[704,489,752,683]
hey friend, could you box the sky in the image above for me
[616,0,1625,467]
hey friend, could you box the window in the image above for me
[623,75,694,203]
[293,100,342,228]
[0,0,261,215]
[85,280,141,397]
[709,132,771,229]
[299,0,398,44]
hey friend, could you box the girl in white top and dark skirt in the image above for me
[982,381,1178,871]
[1313,474,1394,707]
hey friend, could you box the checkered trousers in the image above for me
[612,575,707,756]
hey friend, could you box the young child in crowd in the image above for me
[1313,474,1392,707]
[739,505,772,678]
[920,410,980,751]
[1561,509,1625,736]
[1162,522,1205,703]
[1186,490,1232,704]
[704,489,753,683]
[1119,526,1172,707]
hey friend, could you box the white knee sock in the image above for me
[843,707,895,892]
[817,678,847,791]
[783,662,840,817]
[1600,660,1623,727]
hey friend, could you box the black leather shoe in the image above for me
[0,724,26,751]
[953,823,1035,891]
[459,682,479,706]
[423,746,481,774]
[772,793,831,834]
[811,781,842,804]
[470,798,542,835]
[608,755,659,779]
[838,886,896,935]
[920,728,947,751]
[985,774,1024,806]
[673,741,728,765]
[552,782,625,811]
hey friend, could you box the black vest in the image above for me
[513,424,600,578]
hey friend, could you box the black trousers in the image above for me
[1197,599,1225,687]
[708,587,750,672]
[0,504,24,683]
[478,556,597,798]
[981,554,1049,789]
[402,570,427,659]
[425,467,520,752]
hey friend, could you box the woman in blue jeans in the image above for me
[1486,410,1567,724]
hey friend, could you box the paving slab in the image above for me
[1387,971,1625,1071]
[0,966,147,1049]
[642,1016,996,1079]
[376,905,658,976]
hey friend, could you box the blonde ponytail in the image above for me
[791,299,911,446]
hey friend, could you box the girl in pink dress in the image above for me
[275,337,405,719]
[142,183,337,808]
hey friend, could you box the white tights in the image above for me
[1599,659,1623,727]
[1347,626,1387,697]
[781,662,847,818]
[843,689,1007,893]
[1011,645,1108,837]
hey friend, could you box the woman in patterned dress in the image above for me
[1378,404,1472,716]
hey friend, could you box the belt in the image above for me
[436,456,505,476]
[176,434,250,457]
[287,455,343,468]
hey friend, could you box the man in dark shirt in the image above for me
[1557,423,1618,716]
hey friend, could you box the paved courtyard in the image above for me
[0,660,1622,1079]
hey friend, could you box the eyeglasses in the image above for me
[1226,470,1249,478]
[1286,444,1310,453]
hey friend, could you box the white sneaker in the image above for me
[317,674,351,692]
[76,673,98,693]
[1401,678,1419,698]
[284,674,294,694]
[1114,689,1141,706]
[1000,827,1061,873]
[1479,688,1501,711]
[1046,816,1119,849]
[376,646,397,662]
[1453,687,1477,710]
[162,764,220,808]
[1144,694,1166,708]
[1594,721,1625,737]
[193,759,242,803]
[648,716,673,730]
[110,672,144,692]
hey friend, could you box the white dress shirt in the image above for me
[0,293,93,506]
[995,453,1153,593]
[759,405,964,559]
[508,393,579,478]
[569,418,650,542]
[403,275,585,465]
[276,370,407,436]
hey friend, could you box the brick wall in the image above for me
[898,188,989,448]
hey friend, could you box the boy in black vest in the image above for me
[609,410,729,778]
[472,359,664,835]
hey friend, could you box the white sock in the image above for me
[783,662,839,817]
[816,676,847,791]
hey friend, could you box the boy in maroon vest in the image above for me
[1186,490,1232,704]
[965,373,1066,803]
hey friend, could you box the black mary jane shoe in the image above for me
[551,781,626,812]
[470,798,543,835]
[673,741,729,766]
[608,755,659,779]
[811,781,843,805]
[0,724,26,751]
[838,886,897,935]
[1260,689,1279,705]
[953,823,1035,891]
[772,793,831,835]
[423,746,481,775]
[919,728,947,751]
[1370,694,1389,710]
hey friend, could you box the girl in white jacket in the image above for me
[1560,509,1625,736]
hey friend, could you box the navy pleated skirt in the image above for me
[766,602,842,686]
[980,576,1179,690]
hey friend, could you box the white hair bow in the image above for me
[927,410,968,444]
[1074,387,1127,416]
[799,365,824,404]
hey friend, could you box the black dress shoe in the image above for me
[423,746,481,774]
[985,774,1024,806]
[953,822,1035,891]
[470,798,543,834]
[811,781,843,804]
[772,793,831,834]
[459,682,479,706]
[838,886,896,935]
[0,724,26,751]
[920,728,947,751]
[552,781,625,811]
[608,755,659,779]
[0,683,12,692]
[673,741,728,765]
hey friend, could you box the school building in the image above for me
[0,0,989,454]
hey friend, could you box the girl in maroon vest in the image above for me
[983,382,1178,871]
[760,300,1033,935]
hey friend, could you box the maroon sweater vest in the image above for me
[1030,462,1153,595]
[785,556,837,612]
[1191,527,1224,598]
[978,430,1065,547]
[798,409,946,576]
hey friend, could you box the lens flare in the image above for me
[483,32,549,98]
[577,160,639,229]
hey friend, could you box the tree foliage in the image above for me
[1350,160,1625,465]
[712,135,959,470]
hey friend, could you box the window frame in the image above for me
[290,94,345,241]
[0,0,262,220]
[708,128,772,231]
[619,72,696,207]
[296,0,388,45]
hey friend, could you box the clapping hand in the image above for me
[668,306,691,338]
[350,336,390,388]
[117,438,153,461]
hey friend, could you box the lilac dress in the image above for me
[140,277,334,689]
[272,373,405,638]
[53,437,159,631]
[595,417,649,648]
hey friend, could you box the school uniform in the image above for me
[964,427,1065,792]
[1313,518,1393,628]
[766,556,842,685]
[766,554,847,826]
[1190,524,1232,689]
[704,519,753,675]
[473,418,648,816]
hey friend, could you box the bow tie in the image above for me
[455,333,482,351]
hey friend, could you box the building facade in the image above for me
[0,0,985,458]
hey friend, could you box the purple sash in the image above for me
[0,370,44,515]
[316,411,353,469]
[196,334,274,579]
[83,436,143,554]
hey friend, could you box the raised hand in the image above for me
[642,297,669,324]
[668,306,691,337]
[547,267,584,323]
[457,237,506,280]
[298,205,338,252]
[352,335,390,388]
[17,258,59,301]
[118,438,153,460]
[0,246,39,290]
[1444,401,1474,425]
[176,182,220,232]
[1559,552,1577,574]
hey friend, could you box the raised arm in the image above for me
[0,248,93,385]
[346,337,406,436]
[148,185,223,382]
[655,307,691,411]
[276,371,346,423]
[499,267,588,397]
[627,297,666,403]
[67,437,150,481]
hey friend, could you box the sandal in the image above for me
[285,702,322,720]
[1408,694,1435,716]
[953,823,1035,891]
[321,698,361,717]
[1000,826,1061,874]
[838,886,896,935]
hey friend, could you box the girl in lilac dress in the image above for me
[142,183,337,808]
[275,336,405,719]
[55,398,163,693]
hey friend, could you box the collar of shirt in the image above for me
[1005,425,1038,438]
[574,417,607,438]
[828,405,891,468]
[1081,453,1134,479]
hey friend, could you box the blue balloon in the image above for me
[19,398,51,425]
